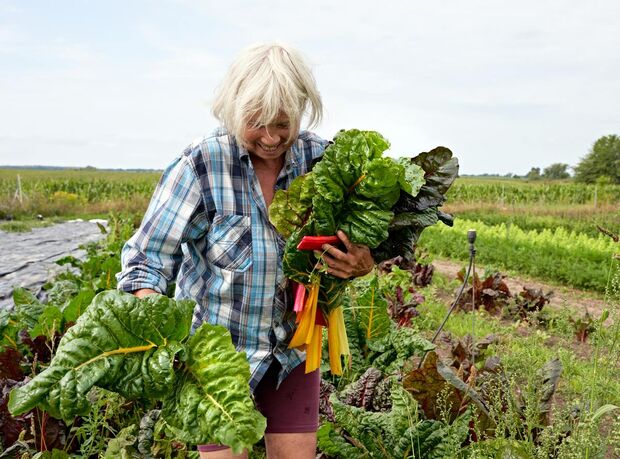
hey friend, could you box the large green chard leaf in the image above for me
[268,174,315,238]
[162,324,266,454]
[355,157,403,208]
[273,129,398,247]
[311,197,341,236]
[9,290,266,453]
[340,197,393,249]
[367,327,434,375]
[8,291,193,421]
[354,276,391,341]
[313,129,389,198]
[13,287,45,330]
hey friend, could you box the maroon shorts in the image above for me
[198,361,320,453]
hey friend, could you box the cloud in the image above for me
[1,0,619,174]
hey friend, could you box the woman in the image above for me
[117,43,374,459]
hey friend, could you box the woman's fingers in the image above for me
[313,231,374,278]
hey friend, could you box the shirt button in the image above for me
[274,325,287,341]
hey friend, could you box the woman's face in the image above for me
[242,115,297,162]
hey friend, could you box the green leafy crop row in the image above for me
[418,218,617,292]
[447,180,620,205]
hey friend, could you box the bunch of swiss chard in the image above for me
[8,290,266,455]
[268,129,458,375]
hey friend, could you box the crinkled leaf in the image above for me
[305,129,397,243]
[411,147,459,195]
[535,358,562,422]
[0,308,9,330]
[314,129,390,196]
[328,384,423,457]
[340,367,383,409]
[13,287,45,330]
[356,157,403,208]
[328,392,390,457]
[436,210,454,227]
[162,324,266,454]
[368,327,434,375]
[311,197,340,236]
[394,147,458,213]
[138,409,161,455]
[8,291,193,421]
[269,174,315,238]
[44,279,80,308]
[389,208,438,231]
[340,197,393,248]
[317,422,362,459]
[396,157,425,196]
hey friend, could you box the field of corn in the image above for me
[1,168,620,458]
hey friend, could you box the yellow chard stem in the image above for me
[328,308,342,375]
[289,283,319,349]
[305,325,323,373]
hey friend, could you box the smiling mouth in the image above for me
[259,143,280,152]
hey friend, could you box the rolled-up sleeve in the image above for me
[116,155,209,294]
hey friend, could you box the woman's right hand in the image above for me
[133,288,159,298]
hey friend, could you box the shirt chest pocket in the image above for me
[206,214,253,272]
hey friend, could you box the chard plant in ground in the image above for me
[8,291,266,455]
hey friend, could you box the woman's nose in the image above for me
[261,128,280,145]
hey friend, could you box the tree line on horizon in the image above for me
[2,134,618,184]
[522,134,620,183]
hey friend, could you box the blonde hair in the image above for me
[212,43,323,142]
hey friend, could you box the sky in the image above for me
[1,1,619,175]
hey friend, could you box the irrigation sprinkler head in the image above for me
[468,229,477,244]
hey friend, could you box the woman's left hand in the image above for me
[315,230,374,279]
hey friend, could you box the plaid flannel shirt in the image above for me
[116,127,328,390]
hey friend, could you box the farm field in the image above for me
[0,168,160,224]
[1,169,620,457]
